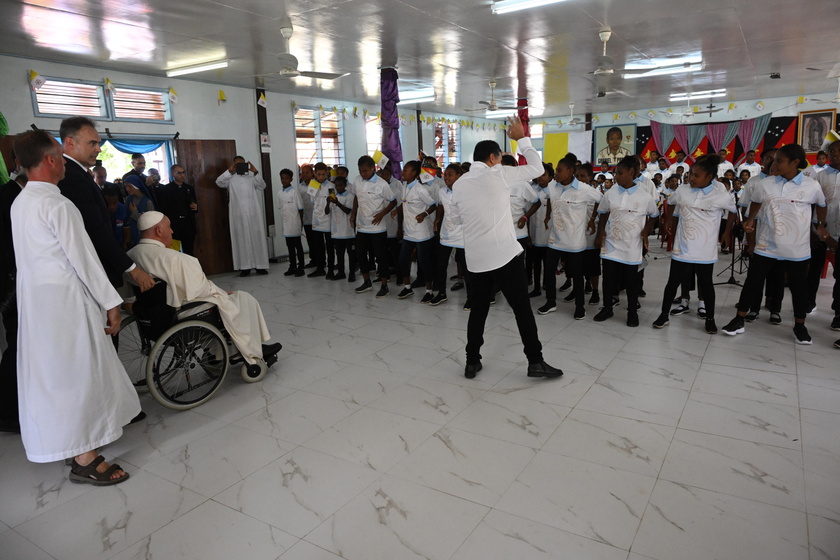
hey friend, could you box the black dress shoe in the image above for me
[129,411,147,425]
[464,361,483,379]
[527,361,564,378]
[256,269,269,275]
[239,270,251,277]
[262,342,283,357]
[0,421,21,434]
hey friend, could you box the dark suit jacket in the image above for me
[0,179,22,300]
[58,157,134,288]
[156,181,197,239]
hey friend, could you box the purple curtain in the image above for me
[736,119,754,164]
[707,123,727,152]
[674,124,689,157]
[650,120,664,157]
[380,68,403,179]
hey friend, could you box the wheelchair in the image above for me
[116,282,278,410]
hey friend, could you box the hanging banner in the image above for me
[168,87,179,104]
[29,70,45,91]
[257,93,268,108]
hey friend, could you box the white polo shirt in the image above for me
[669,183,737,264]
[598,180,659,265]
[753,172,826,261]
[330,191,356,239]
[645,161,661,178]
[739,172,767,215]
[450,137,544,272]
[817,166,840,239]
[438,186,464,249]
[298,181,314,225]
[279,186,304,237]
[401,180,437,242]
[352,175,396,234]
[509,180,539,239]
[546,178,602,253]
[668,161,689,178]
[529,183,550,247]
[738,162,762,178]
[717,160,734,178]
[311,180,333,233]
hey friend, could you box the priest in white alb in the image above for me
[215,156,270,276]
[12,129,139,485]
[127,211,281,366]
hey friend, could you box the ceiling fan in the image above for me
[249,26,349,80]
[589,27,701,79]
[464,79,527,112]
[565,103,589,126]
[805,77,840,104]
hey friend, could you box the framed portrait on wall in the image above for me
[798,109,836,153]
[592,124,637,170]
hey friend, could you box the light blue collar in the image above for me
[405,179,418,189]
[617,177,640,194]
[561,178,580,190]
[826,166,840,175]
[775,172,804,185]
[693,182,714,195]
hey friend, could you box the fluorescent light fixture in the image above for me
[625,62,704,79]
[397,88,436,105]
[485,109,518,119]
[166,60,229,77]
[492,0,568,15]
[669,89,727,102]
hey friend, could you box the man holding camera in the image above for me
[215,156,269,276]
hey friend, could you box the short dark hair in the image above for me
[473,140,501,163]
[615,155,640,175]
[501,154,518,167]
[556,156,576,171]
[279,168,294,178]
[131,153,144,160]
[14,129,58,169]
[777,144,809,170]
[313,162,328,172]
[676,150,686,156]
[170,164,184,174]
[606,127,622,138]
[102,186,120,200]
[333,175,347,186]
[59,116,97,141]
[746,149,756,155]
[577,162,594,179]
[817,150,828,157]
[650,150,660,156]
[233,155,245,162]
[357,155,375,168]
[460,162,471,172]
[445,163,464,177]
[403,160,421,176]
[336,165,349,174]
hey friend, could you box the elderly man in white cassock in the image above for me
[127,211,281,366]
[11,129,140,486]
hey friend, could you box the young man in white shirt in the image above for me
[653,155,737,333]
[278,169,305,276]
[644,150,661,178]
[668,151,689,178]
[813,141,840,334]
[722,144,828,343]
[737,150,762,179]
[351,156,398,298]
[449,117,563,380]
[396,161,438,301]
[325,175,356,282]
[716,149,735,178]
[307,162,334,278]
[594,156,659,327]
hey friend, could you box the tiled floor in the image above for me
[2,245,839,560]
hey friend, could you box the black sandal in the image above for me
[69,455,129,486]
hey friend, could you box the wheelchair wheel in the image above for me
[146,320,230,410]
[117,315,150,393]
[240,359,267,383]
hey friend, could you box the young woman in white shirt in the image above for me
[397,161,438,302]
[574,163,603,305]
[528,163,554,298]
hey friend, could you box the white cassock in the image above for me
[127,239,270,365]
[215,170,269,270]
[12,181,140,463]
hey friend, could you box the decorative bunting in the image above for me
[592,115,600,123]
[727,102,736,112]
[104,78,116,93]
[256,92,267,108]
[797,96,805,104]
[755,101,765,111]
[217,89,226,106]
[29,70,45,91]
[169,87,179,104]
[693,106,700,113]
[628,112,636,120]
[372,149,389,168]
[613,113,620,122]
[353,107,358,118]
[319,105,326,117]
[647,110,655,119]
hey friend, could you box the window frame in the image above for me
[109,84,174,124]
[293,106,346,167]
[31,76,110,120]
[433,120,460,166]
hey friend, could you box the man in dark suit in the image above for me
[0,166,26,433]
[58,117,154,292]
[156,164,198,255]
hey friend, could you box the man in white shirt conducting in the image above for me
[449,117,563,380]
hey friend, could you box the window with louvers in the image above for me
[33,80,106,117]
[112,87,171,122]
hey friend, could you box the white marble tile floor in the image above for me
[1,245,838,559]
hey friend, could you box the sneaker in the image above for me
[721,316,745,336]
[574,306,586,320]
[652,313,669,328]
[294,269,305,277]
[284,268,296,276]
[429,293,448,306]
[593,307,614,322]
[834,339,840,349]
[463,299,471,311]
[563,293,575,303]
[354,281,373,294]
[398,287,414,299]
[704,318,718,334]
[698,307,707,319]
[307,268,326,278]
[670,304,690,316]
[538,301,557,315]
[451,282,464,291]
[325,270,335,280]
[375,285,390,298]
[528,288,541,298]
[769,313,782,325]
[589,292,600,305]
[627,312,639,327]
[420,292,434,304]
[807,304,817,315]
[793,324,812,345]
[558,279,572,291]
[745,311,759,322]
[831,316,840,331]
[331,272,346,281]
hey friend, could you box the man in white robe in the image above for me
[12,130,140,483]
[127,212,280,366]
[215,156,269,276]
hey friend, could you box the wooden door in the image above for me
[174,139,236,275]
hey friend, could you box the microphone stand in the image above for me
[715,191,748,286]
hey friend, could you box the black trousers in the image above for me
[529,246,549,289]
[284,236,304,269]
[807,238,827,309]
[661,261,715,318]
[466,253,543,364]
[333,238,357,274]
[303,224,315,263]
[356,232,389,279]
[434,245,468,296]
[0,297,19,429]
[544,249,585,308]
[737,254,810,319]
[602,259,640,312]
[386,237,401,277]
[309,230,334,269]
[400,239,435,284]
